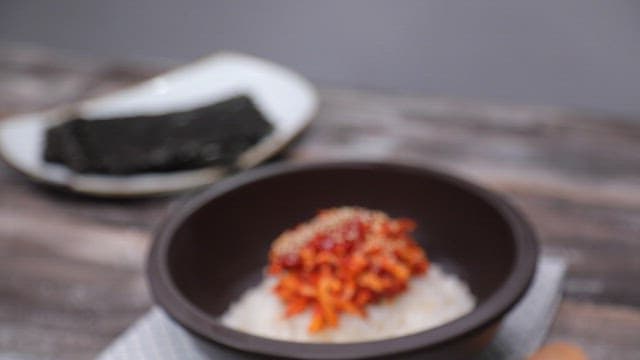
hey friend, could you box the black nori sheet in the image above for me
[44,95,273,174]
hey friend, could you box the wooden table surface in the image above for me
[1,45,639,360]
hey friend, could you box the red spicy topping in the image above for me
[268,207,429,332]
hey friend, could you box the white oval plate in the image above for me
[0,52,318,197]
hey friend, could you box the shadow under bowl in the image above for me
[147,161,538,359]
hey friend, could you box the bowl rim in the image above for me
[147,161,538,359]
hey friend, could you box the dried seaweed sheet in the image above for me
[44,96,273,174]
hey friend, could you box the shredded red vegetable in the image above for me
[268,207,429,332]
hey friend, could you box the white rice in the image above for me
[220,264,475,343]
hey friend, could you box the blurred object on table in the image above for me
[529,342,588,360]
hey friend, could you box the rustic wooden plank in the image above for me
[0,209,151,359]
[0,163,166,359]
[548,300,640,360]
[0,44,639,359]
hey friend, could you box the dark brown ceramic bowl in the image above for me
[147,161,538,359]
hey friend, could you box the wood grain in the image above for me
[1,45,639,360]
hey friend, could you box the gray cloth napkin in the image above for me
[97,256,566,360]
